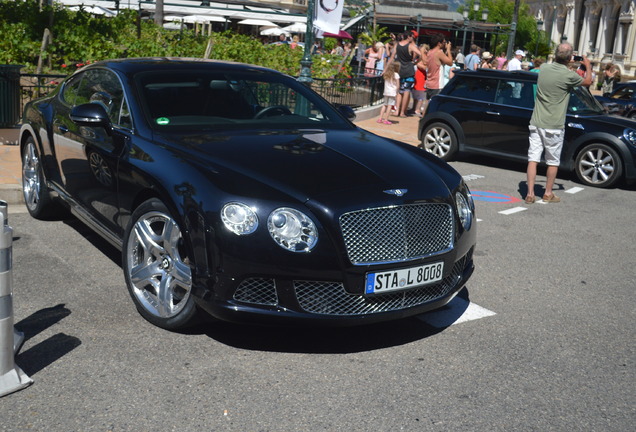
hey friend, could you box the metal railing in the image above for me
[19,73,66,115]
[310,75,384,109]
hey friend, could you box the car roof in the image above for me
[79,57,286,77]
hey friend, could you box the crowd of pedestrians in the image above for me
[365,32,620,128]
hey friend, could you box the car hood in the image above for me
[156,128,458,206]
[570,113,636,129]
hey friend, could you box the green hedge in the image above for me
[0,1,350,78]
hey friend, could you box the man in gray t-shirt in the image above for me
[525,43,592,204]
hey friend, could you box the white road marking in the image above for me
[566,187,584,194]
[498,207,527,215]
[462,174,485,182]
[418,297,496,328]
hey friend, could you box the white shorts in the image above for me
[528,125,564,166]
[383,96,396,106]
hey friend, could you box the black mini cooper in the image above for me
[419,69,636,188]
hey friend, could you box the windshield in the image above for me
[568,87,605,116]
[136,70,350,131]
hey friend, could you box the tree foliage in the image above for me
[459,0,552,58]
[0,0,349,78]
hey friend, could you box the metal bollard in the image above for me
[0,200,32,397]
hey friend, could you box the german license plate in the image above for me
[365,262,444,295]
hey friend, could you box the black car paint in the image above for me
[419,69,636,185]
[20,58,476,327]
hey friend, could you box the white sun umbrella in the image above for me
[281,22,307,33]
[164,14,227,24]
[238,19,277,27]
[260,27,289,36]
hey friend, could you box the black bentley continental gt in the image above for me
[20,58,476,330]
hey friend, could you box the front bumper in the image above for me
[194,247,475,326]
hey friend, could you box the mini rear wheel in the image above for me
[574,143,622,188]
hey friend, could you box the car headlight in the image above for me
[268,208,318,252]
[455,191,473,231]
[221,202,258,235]
[624,128,636,147]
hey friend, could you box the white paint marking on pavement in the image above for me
[499,207,527,215]
[566,187,584,194]
[418,297,496,328]
[462,174,485,182]
[476,218,483,222]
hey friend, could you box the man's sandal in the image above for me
[542,194,561,203]
[524,196,536,204]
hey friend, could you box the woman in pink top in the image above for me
[364,44,381,77]
[496,52,507,69]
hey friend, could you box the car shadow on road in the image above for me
[63,217,122,266]
[189,289,471,354]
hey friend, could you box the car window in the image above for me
[494,80,535,109]
[568,87,605,115]
[136,71,344,131]
[72,69,129,128]
[61,73,84,106]
[447,77,498,103]
[611,86,635,101]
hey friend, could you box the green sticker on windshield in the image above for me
[156,117,170,125]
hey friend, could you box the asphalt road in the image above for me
[2,158,635,431]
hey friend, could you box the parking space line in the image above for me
[498,207,527,215]
[566,187,585,194]
[418,297,496,328]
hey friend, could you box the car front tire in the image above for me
[123,198,199,330]
[420,122,458,161]
[574,143,623,188]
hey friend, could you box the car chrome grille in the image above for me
[294,254,469,316]
[233,278,278,306]
[339,204,454,265]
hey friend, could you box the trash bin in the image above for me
[0,65,24,128]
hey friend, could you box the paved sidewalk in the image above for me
[0,111,421,207]
[0,127,22,206]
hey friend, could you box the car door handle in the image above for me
[58,125,69,133]
[486,111,500,116]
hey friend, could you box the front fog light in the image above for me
[221,202,258,235]
[268,207,318,252]
[455,192,473,230]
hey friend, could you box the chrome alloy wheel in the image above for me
[126,210,193,319]
[422,123,456,160]
[22,141,42,211]
[577,147,617,186]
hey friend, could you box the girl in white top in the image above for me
[377,62,401,124]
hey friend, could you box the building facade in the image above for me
[527,0,636,79]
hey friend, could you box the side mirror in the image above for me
[70,103,113,136]
[335,104,356,120]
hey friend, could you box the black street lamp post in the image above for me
[298,0,316,84]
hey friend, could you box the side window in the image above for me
[495,80,535,109]
[447,77,498,103]
[75,69,130,127]
[61,73,84,106]
[611,87,634,101]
